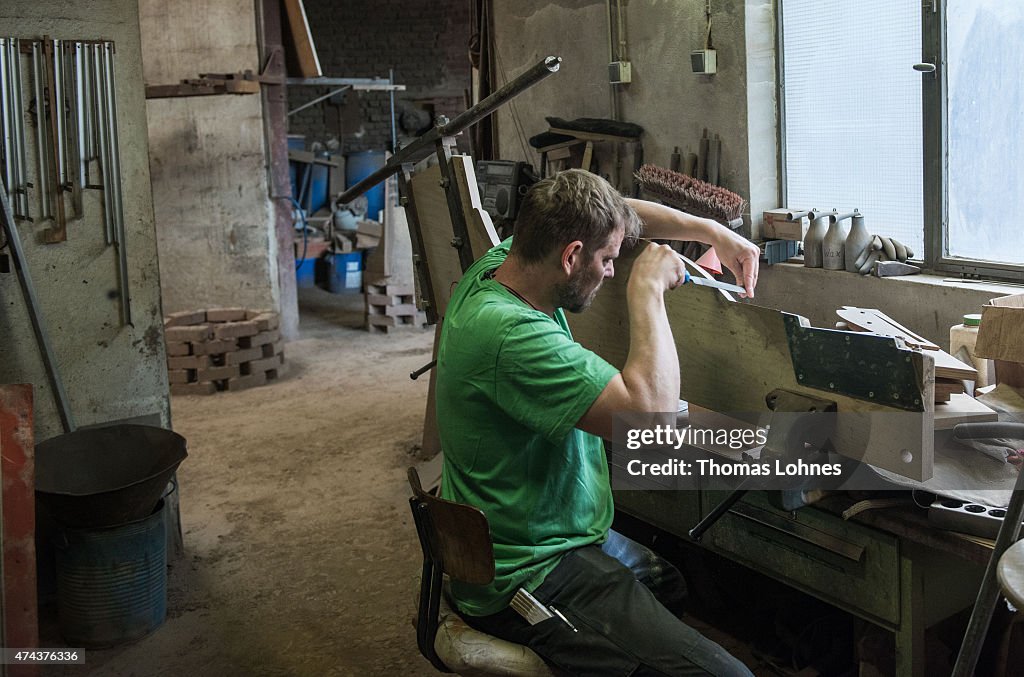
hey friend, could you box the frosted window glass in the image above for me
[782,1,923,256]
[946,1,1024,265]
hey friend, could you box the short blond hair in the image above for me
[510,169,640,263]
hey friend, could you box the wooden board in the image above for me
[568,243,936,480]
[451,155,501,261]
[364,169,414,286]
[406,155,499,319]
[934,393,999,430]
[283,0,322,78]
[0,384,40,663]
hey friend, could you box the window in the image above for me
[779,0,1024,278]
[945,0,1024,266]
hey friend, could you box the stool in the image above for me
[952,422,1024,676]
[407,467,557,676]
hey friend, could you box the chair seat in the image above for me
[434,594,559,677]
[998,539,1024,610]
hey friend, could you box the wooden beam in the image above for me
[282,0,322,78]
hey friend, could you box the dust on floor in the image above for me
[46,288,444,676]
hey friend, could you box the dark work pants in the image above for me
[462,529,752,676]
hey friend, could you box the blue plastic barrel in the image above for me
[306,163,329,214]
[54,500,167,647]
[329,252,363,294]
[295,258,318,289]
[345,150,386,221]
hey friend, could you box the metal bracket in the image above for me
[784,314,925,411]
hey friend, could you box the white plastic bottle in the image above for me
[950,313,995,390]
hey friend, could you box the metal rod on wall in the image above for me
[30,40,52,221]
[102,42,130,326]
[70,42,85,216]
[91,43,113,245]
[0,38,14,211]
[9,38,30,218]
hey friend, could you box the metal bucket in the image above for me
[35,424,187,529]
[54,499,167,647]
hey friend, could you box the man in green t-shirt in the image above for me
[435,169,758,676]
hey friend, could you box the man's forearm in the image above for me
[620,281,680,412]
[625,198,721,244]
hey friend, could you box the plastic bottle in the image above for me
[950,313,995,390]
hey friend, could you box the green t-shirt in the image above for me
[436,238,619,617]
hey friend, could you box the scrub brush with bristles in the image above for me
[634,164,746,229]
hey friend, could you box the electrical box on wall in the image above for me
[690,49,717,74]
[608,60,632,84]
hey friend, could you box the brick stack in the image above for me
[164,309,285,395]
[365,282,426,334]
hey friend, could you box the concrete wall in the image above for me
[754,264,1009,347]
[491,1,765,235]
[0,1,170,441]
[491,2,1021,345]
[287,0,471,153]
[140,0,280,316]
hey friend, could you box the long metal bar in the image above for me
[52,39,66,188]
[9,38,30,218]
[91,43,113,244]
[435,137,475,271]
[0,180,76,432]
[337,55,561,207]
[285,84,350,117]
[102,42,131,326]
[82,40,94,167]
[398,165,439,325]
[70,42,85,215]
[284,76,406,89]
[42,37,67,241]
[30,41,51,221]
[0,39,15,211]
[388,67,397,151]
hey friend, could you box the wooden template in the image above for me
[837,306,977,381]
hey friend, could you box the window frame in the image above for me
[777,0,1024,282]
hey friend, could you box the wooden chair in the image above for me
[407,467,557,676]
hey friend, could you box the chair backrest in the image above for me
[408,467,495,585]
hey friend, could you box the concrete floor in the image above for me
[38,287,831,676]
[46,289,444,676]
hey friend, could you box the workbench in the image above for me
[611,482,988,676]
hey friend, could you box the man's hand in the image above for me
[624,199,760,298]
[709,226,760,299]
[628,242,688,296]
